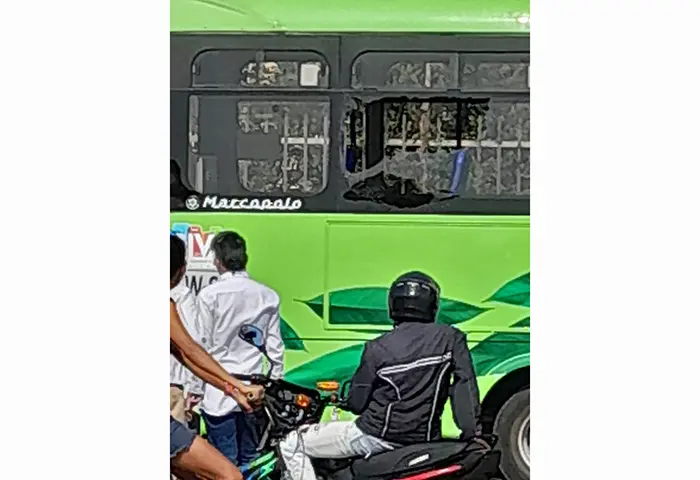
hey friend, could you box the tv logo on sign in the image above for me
[171,223,220,271]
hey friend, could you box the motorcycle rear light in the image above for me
[397,464,462,480]
[295,394,311,408]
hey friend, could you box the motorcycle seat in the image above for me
[351,441,472,478]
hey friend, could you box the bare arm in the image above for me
[170,342,227,393]
[178,294,209,397]
[186,292,220,394]
[170,300,233,390]
[170,300,262,410]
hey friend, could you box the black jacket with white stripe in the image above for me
[346,321,481,444]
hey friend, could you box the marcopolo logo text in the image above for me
[186,195,302,211]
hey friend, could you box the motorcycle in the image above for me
[235,324,502,480]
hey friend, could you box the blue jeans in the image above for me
[202,410,260,466]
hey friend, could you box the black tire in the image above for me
[494,389,530,480]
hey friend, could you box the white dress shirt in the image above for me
[169,279,202,395]
[194,270,284,416]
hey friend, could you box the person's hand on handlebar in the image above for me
[224,381,264,412]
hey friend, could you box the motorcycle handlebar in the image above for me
[231,373,268,384]
[225,374,263,402]
[230,374,348,409]
[324,393,349,410]
[230,373,269,402]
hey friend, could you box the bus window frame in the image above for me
[170,33,529,215]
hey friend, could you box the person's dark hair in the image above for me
[212,231,248,272]
[171,234,186,280]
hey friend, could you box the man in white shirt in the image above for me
[170,275,203,424]
[194,231,284,466]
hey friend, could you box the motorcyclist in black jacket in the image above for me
[278,271,482,480]
[348,271,482,442]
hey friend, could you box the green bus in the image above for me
[170,1,530,479]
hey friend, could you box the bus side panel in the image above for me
[170,213,529,436]
[324,216,530,332]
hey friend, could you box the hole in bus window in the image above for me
[187,95,330,197]
[343,98,529,207]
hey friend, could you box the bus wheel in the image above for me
[494,388,530,480]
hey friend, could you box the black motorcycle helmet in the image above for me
[388,271,440,323]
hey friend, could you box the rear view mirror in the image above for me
[239,324,265,351]
[238,324,275,378]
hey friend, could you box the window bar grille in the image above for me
[401,107,408,154]
[361,106,367,172]
[516,118,524,194]
[188,96,200,188]
[476,115,484,194]
[383,139,529,148]
[241,161,250,190]
[282,110,290,192]
[322,111,330,186]
[496,116,503,195]
[302,112,310,186]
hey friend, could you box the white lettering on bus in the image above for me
[201,196,302,211]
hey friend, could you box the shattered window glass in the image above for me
[345,51,529,207]
[343,99,529,207]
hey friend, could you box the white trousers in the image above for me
[278,421,394,480]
